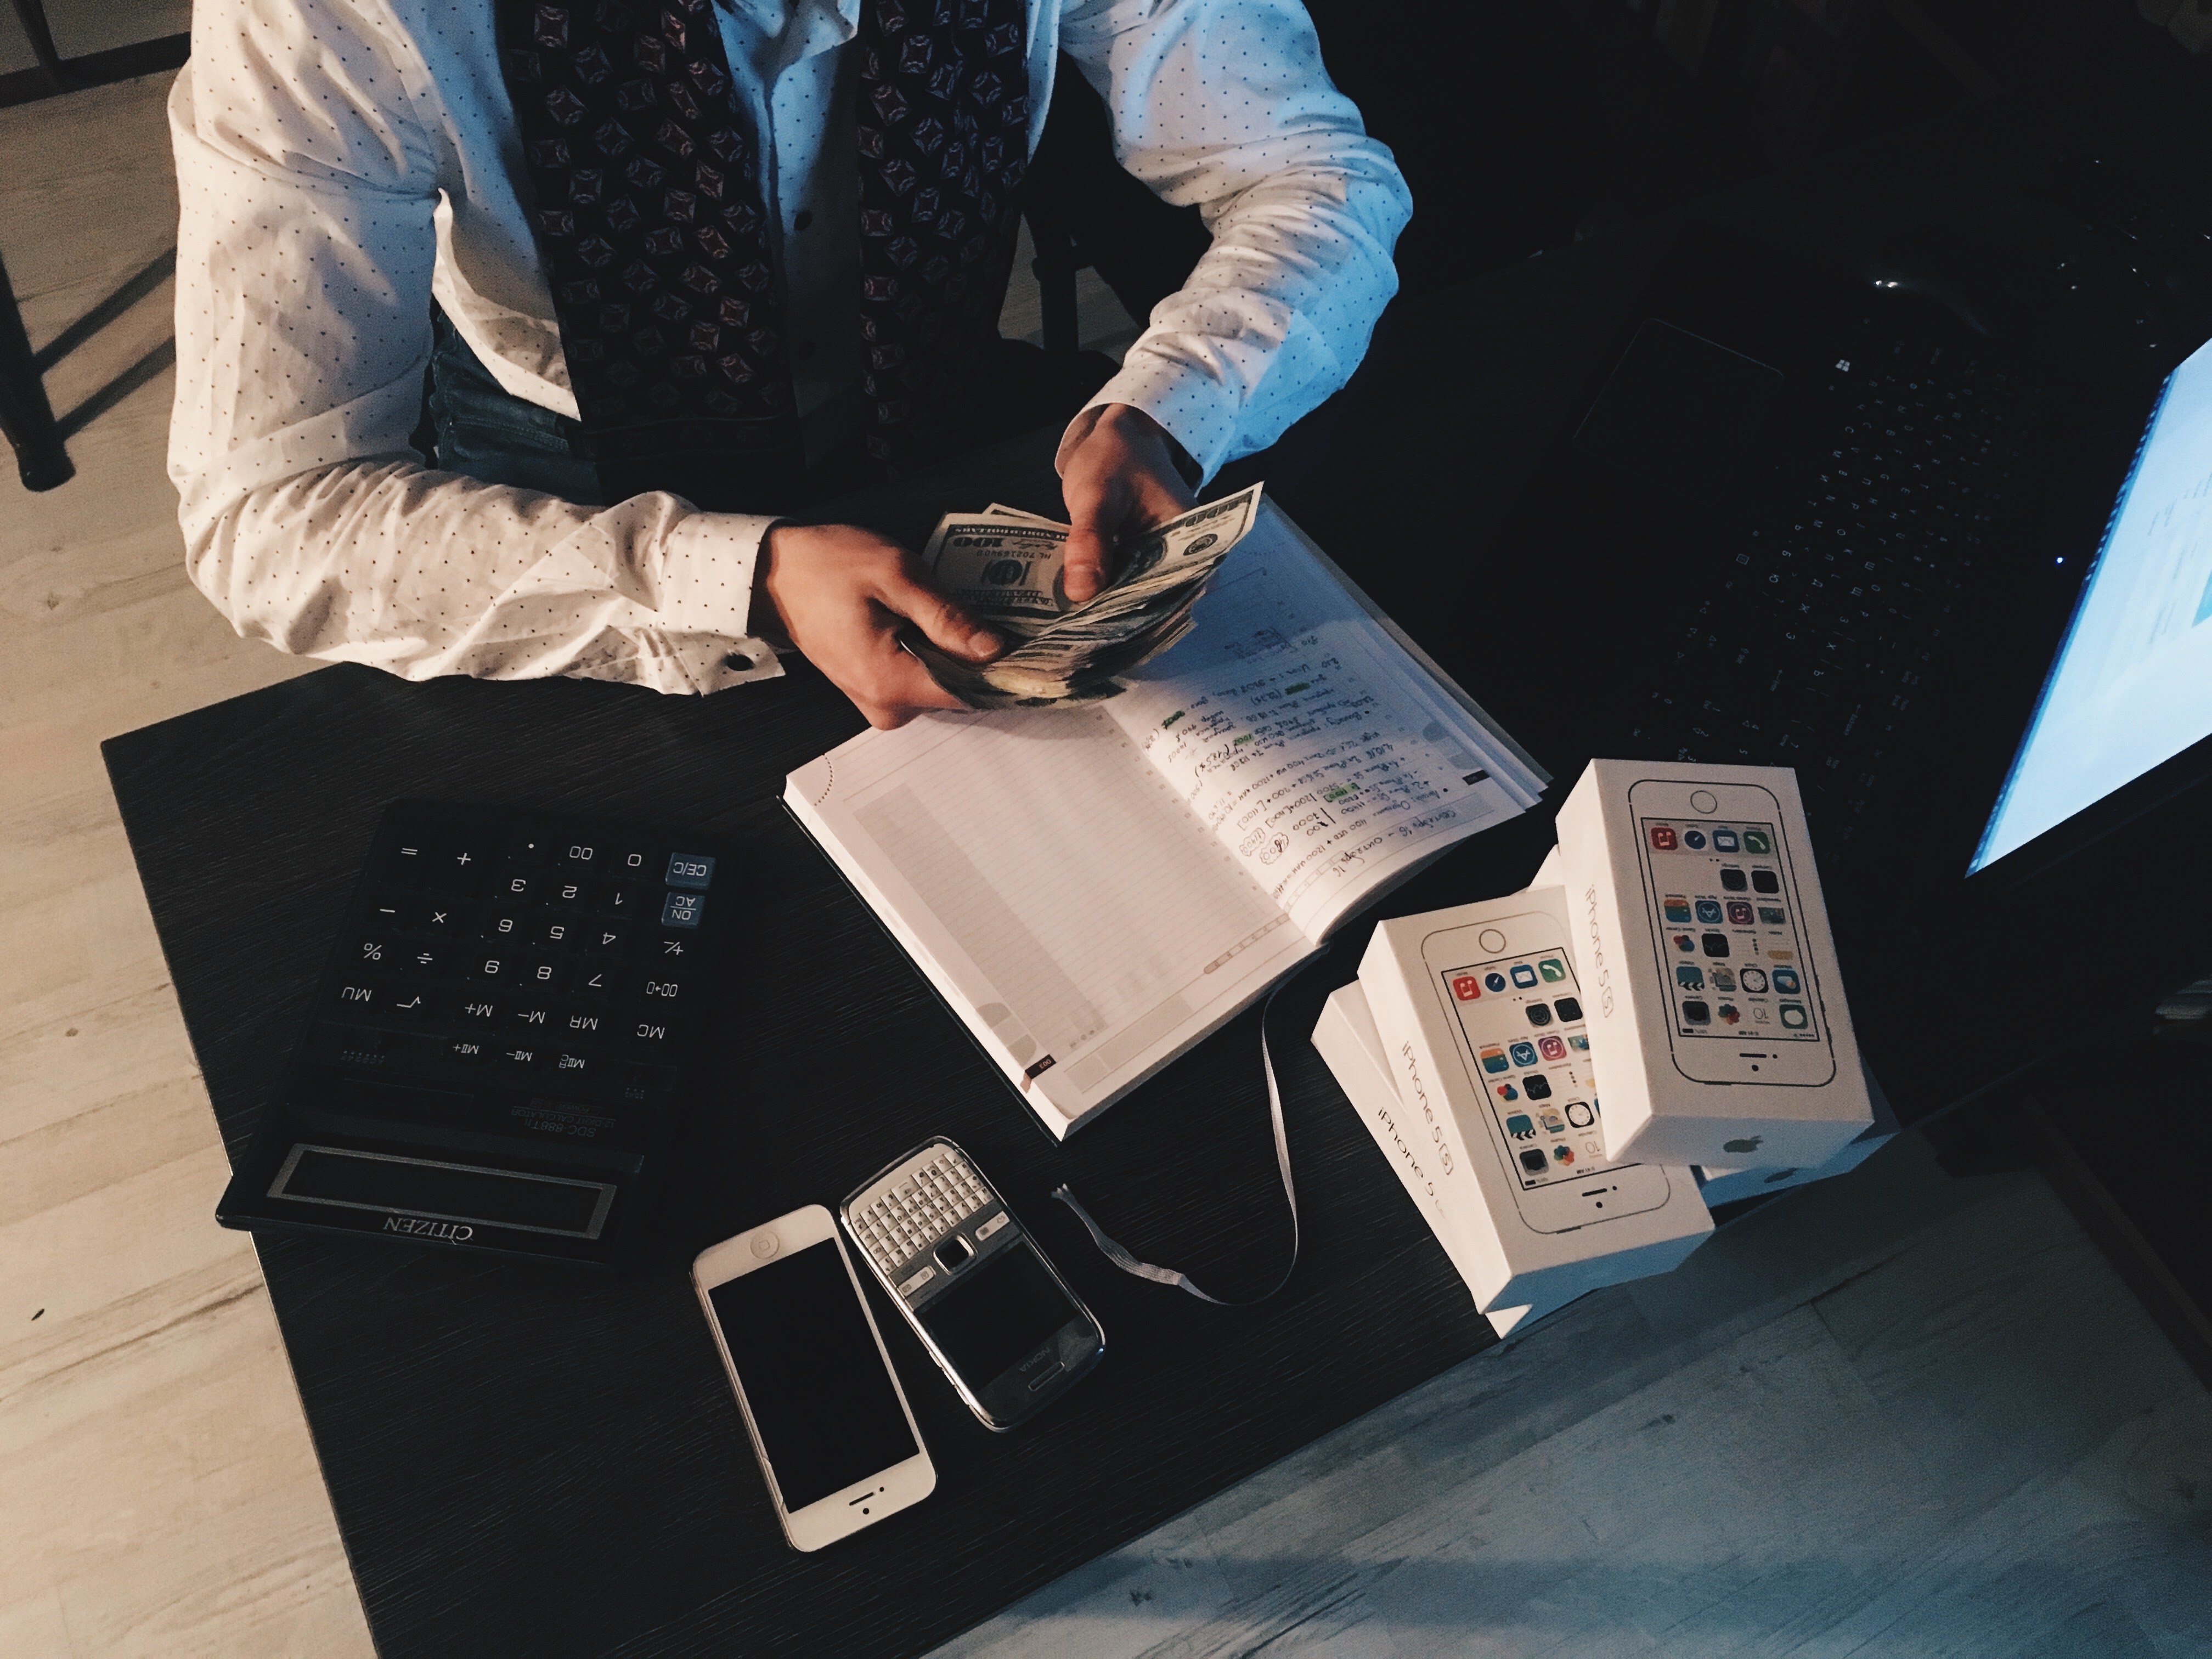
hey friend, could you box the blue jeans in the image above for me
[426,311,605,503]
[422,309,1116,506]
[422,311,843,509]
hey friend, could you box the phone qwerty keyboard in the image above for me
[852,1147,1004,1284]
[310,811,722,1135]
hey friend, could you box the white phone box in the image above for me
[1312,981,1565,1335]
[1349,889,1712,1322]
[1539,832,1899,1200]
[1316,979,1892,1310]
[1553,759,1874,1169]
[1693,1058,1900,1205]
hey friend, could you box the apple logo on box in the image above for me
[1723,1136,1763,1154]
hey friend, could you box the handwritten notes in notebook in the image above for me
[785,498,1544,1133]
[1110,538,1526,936]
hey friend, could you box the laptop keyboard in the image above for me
[1631,328,2036,849]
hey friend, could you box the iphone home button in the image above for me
[1478,928,1508,953]
[1690,789,1719,814]
[751,1231,780,1259]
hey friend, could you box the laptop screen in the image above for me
[1971,333,2212,873]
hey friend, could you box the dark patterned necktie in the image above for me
[497,0,1029,503]
[854,0,1028,465]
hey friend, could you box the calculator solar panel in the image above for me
[215,800,730,1266]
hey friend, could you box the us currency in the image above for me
[916,520,1076,639]
[909,483,1265,706]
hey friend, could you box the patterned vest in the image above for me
[496,0,1030,505]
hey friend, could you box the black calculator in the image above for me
[215,800,731,1266]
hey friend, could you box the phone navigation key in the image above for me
[1027,1364,1064,1393]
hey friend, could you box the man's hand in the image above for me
[1058,403,1198,604]
[757,522,1002,730]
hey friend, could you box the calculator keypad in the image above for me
[307,809,720,1137]
[852,1146,997,1287]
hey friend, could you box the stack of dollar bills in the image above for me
[909,483,1265,707]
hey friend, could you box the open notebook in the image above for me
[785,500,1547,1138]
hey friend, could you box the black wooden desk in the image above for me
[103,252,1655,1656]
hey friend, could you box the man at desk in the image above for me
[166,0,1409,728]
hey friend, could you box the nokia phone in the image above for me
[1418,911,1677,1231]
[693,1205,935,1551]
[842,1139,1104,1431]
[1627,777,1838,1087]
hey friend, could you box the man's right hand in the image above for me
[755,522,1002,730]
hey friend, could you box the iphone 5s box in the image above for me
[1352,889,1713,1321]
[1314,977,1654,1337]
[1313,979,1567,1335]
[1553,760,1873,1169]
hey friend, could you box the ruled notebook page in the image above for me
[1105,504,1544,939]
[786,706,1317,1135]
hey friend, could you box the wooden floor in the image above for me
[4,70,2207,1659]
[0,69,365,1659]
[1,0,186,81]
[932,1147,2212,1658]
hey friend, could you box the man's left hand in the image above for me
[1057,403,1197,605]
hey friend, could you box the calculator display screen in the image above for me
[707,1242,917,1511]
[918,1242,1078,1386]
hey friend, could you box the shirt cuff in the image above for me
[653,509,774,633]
[651,510,785,688]
[1062,341,1244,486]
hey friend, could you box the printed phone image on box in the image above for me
[1313,981,1597,1337]
[1554,761,1872,1169]
[1358,890,1712,1317]
[1640,808,1830,1081]
[1430,927,1670,1228]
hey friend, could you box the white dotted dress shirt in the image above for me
[168,0,1412,694]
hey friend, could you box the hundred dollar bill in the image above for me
[911,483,1265,705]
[918,520,1075,636]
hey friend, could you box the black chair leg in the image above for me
[7,0,72,94]
[0,248,74,492]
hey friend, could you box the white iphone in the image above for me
[1627,777,1838,1087]
[693,1205,936,1551]
[1418,911,1677,1232]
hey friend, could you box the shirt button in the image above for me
[793,209,814,232]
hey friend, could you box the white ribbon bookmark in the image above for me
[1050,956,1322,1307]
